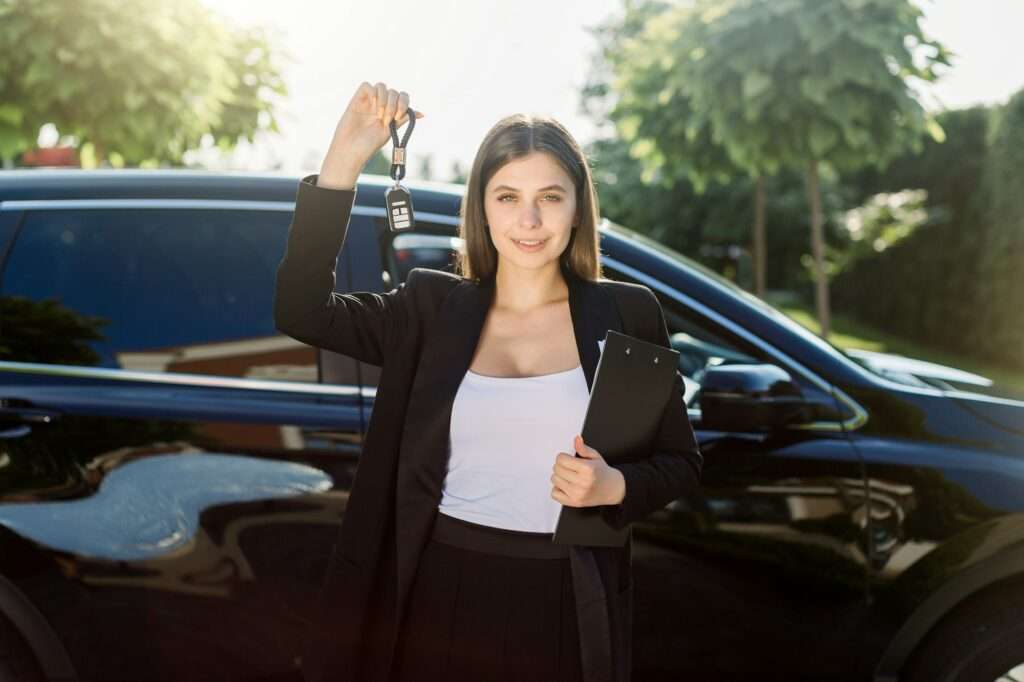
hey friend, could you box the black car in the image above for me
[1,169,1022,682]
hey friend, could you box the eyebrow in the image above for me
[491,184,569,193]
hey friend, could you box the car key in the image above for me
[386,107,417,232]
[386,184,415,231]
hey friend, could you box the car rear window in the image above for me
[2,207,317,379]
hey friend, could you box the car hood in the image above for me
[843,348,994,388]
[845,348,1024,436]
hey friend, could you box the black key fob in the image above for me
[386,185,415,231]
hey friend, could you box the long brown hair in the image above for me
[456,114,602,284]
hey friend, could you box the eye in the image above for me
[496,193,562,202]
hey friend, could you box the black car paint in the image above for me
[0,169,1021,682]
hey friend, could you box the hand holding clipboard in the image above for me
[553,330,680,547]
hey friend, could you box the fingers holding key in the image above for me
[387,89,425,127]
[383,88,399,124]
[324,81,426,187]
[396,91,412,125]
[373,82,387,118]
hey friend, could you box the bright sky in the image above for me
[191,0,1024,177]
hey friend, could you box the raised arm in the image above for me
[274,174,409,366]
[272,81,426,367]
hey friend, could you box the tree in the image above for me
[677,0,951,338]
[596,1,771,297]
[0,0,288,168]
[597,0,951,337]
[582,1,848,293]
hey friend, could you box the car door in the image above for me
[0,197,362,682]
[600,261,872,682]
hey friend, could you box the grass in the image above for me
[768,296,1024,396]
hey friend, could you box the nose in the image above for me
[518,203,541,228]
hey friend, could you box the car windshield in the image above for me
[602,221,1024,403]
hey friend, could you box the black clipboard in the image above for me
[552,329,680,547]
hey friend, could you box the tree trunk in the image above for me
[753,174,766,298]
[806,159,831,338]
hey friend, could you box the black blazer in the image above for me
[274,174,703,682]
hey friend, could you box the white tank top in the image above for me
[438,364,591,533]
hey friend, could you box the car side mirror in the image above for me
[697,363,817,431]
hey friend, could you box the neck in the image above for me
[492,258,569,314]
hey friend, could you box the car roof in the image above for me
[0,167,780,315]
[0,168,466,217]
[0,168,878,388]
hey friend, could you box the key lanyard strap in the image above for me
[389,108,416,183]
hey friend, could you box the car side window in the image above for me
[383,228,461,287]
[602,265,765,408]
[2,207,329,383]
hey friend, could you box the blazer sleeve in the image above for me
[600,288,704,531]
[273,173,418,367]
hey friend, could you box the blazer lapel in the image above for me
[391,261,625,682]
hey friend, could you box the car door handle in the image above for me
[0,398,63,425]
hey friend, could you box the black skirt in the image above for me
[389,511,584,682]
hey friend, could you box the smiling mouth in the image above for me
[512,238,547,246]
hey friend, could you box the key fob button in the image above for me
[386,186,415,231]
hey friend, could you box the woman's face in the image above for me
[482,151,578,276]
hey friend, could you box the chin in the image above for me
[498,250,557,270]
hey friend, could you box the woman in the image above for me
[274,81,703,682]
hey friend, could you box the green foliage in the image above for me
[0,295,107,365]
[847,105,990,212]
[832,101,1024,372]
[974,90,1024,367]
[597,0,951,187]
[834,188,937,273]
[0,0,289,167]
[587,132,851,291]
[585,0,737,193]
[591,0,953,338]
[674,0,951,177]
[584,0,927,292]
[588,0,1016,372]
[840,106,991,336]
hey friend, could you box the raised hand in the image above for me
[319,81,425,190]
